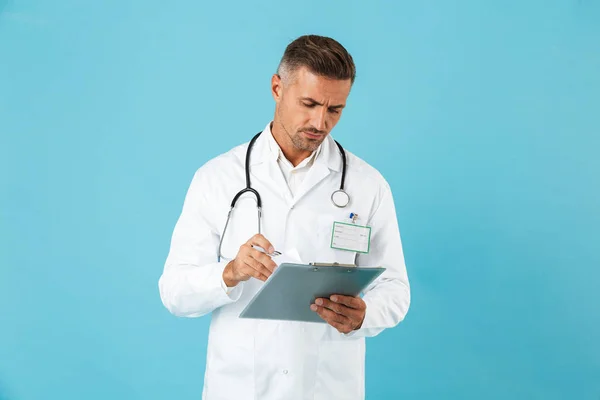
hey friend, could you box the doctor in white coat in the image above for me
[159,34,410,400]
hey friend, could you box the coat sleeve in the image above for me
[325,179,411,340]
[158,166,244,318]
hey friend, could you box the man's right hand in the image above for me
[222,234,278,287]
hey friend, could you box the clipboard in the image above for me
[238,263,386,323]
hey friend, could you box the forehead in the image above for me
[288,67,352,102]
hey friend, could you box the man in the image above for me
[159,34,410,400]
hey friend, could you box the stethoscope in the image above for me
[217,131,350,261]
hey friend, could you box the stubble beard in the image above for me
[290,132,323,153]
[276,105,326,153]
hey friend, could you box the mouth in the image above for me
[303,131,323,140]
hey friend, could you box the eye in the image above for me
[328,108,340,114]
[302,102,316,108]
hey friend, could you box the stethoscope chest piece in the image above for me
[331,189,350,208]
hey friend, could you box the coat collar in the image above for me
[248,122,343,173]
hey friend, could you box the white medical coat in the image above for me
[158,122,411,400]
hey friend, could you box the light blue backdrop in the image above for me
[1,1,599,399]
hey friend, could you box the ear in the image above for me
[271,73,283,102]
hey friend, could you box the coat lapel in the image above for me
[247,127,293,203]
[291,135,342,205]
[291,161,331,204]
[247,124,343,206]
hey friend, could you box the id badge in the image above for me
[330,221,371,254]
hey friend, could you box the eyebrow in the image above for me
[300,97,345,109]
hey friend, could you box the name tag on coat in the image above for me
[329,221,371,253]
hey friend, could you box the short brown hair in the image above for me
[277,35,356,84]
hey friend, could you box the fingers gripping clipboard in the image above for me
[239,263,386,324]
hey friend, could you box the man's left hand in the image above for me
[310,295,366,334]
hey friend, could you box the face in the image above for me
[271,67,352,154]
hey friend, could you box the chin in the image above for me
[303,140,323,152]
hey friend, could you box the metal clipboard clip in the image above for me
[309,262,356,268]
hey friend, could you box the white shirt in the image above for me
[158,122,411,400]
[266,129,321,197]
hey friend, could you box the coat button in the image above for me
[283,369,288,375]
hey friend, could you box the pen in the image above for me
[252,245,281,257]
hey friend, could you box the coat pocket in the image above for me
[315,214,357,265]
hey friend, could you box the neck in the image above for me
[270,120,312,167]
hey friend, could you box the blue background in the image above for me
[1,1,599,399]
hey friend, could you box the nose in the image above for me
[311,107,328,132]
